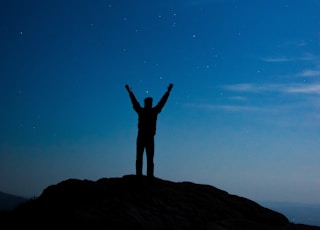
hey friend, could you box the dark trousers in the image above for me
[136,133,154,178]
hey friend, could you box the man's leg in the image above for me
[136,135,144,177]
[146,136,155,178]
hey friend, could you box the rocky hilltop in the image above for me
[1,175,319,229]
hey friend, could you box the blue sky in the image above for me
[1,0,320,205]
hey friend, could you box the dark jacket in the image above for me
[128,91,170,136]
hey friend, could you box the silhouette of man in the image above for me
[125,83,173,178]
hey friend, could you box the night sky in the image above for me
[1,0,320,206]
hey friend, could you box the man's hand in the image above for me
[125,84,131,92]
[168,83,173,92]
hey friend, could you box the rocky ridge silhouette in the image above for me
[1,175,319,229]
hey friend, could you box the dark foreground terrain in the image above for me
[1,175,319,229]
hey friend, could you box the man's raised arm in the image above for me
[155,83,173,113]
[125,84,141,112]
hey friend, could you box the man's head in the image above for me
[144,97,153,108]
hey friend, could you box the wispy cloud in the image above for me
[185,103,269,112]
[228,96,247,101]
[222,83,320,95]
[222,83,281,93]
[280,40,308,48]
[185,82,320,129]
[297,69,320,77]
[285,84,320,94]
[184,0,229,6]
[187,81,320,128]
[262,53,318,63]
[261,57,291,63]
[222,83,257,92]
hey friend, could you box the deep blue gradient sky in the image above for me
[1,0,320,205]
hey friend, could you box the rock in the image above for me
[2,175,319,229]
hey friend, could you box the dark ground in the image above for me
[1,175,319,230]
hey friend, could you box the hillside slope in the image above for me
[1,175,319,229]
